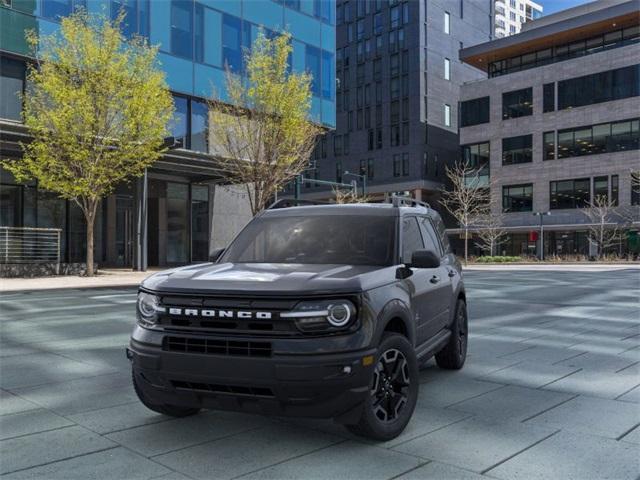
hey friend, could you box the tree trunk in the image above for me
[464,226,468,265]
[84,200,98,277]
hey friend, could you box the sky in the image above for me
[541,0,593,15]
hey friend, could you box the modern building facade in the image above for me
[0,0,335,270]
[493,0,542,38]
[300,0,492,205]
[458,0,639,257]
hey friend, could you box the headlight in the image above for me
[136,292,164,326]
[282,299,357,333]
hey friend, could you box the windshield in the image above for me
[220,215,397,266]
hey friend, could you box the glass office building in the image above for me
[0,0,335,269]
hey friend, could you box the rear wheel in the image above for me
[132,370,201,417]
[346,333,419,441]
[435,299,468,370]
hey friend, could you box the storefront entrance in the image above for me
[115,195,134,267]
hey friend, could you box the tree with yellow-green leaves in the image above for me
[3,11,173,276]
[208,31,321,216]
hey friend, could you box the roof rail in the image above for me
[267,198,328,210]
[389,195,431,209]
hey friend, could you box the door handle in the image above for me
[448,269,457,277]
[430,275,440,284]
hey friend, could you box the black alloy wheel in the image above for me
[371,348,410,423]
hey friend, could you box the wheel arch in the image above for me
[374,299,415,347]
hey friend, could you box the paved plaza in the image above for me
[0,267,639,479]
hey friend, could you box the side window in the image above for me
[418,217,442,257]
[433,215,451,253]
[402,217,424,264]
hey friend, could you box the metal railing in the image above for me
[0,226,62,268]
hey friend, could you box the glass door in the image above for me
[115,195,133,267]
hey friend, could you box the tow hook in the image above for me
[125,348,134,361]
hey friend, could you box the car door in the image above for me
[400,216,441,345]
[418,216,454,335]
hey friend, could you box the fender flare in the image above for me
[373,299,415,347]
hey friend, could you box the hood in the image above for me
[141,262,397,296]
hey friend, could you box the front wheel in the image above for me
[132,370,201,418]
[346,333,419,441]
[435,299,468,370]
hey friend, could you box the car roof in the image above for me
[261,203,438,218]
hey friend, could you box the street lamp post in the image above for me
[533,211,551,260]
[344,171,367,196]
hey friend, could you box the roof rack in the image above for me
[389,195,431,209]
[267,198,328,210]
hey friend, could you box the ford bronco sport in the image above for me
[128,196,467,440]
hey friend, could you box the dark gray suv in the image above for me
[128,197,467,440]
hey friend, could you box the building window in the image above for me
[376,129,383,149]
[543,131,555,160]
[222,13,242,71]
[321,50,334,100]
[460,96,489,127]
[393,155,401,176]
[444,58,451,80]
[374,12,383,34]
[444,104,451,127]
[557,118,640,159]
[336,161,342,183]
[502,134,532,165]
[190,99,208,153]
[550,178,591,209]
[170,95,189,148]
[112,0,149,38]
[444,11,450,34]
[0,56,25,121]
[305,45,321,97]
[632,173,640,206]
[558,64,640,110]
[391,125,400,146]
[343,133,350,155]
[390,5,400,29]
[461,142,490,182]
[367,158,374,179]
[502,87,533,119]
[170,0,194,59]
[402,153,409,176]
[503,184,533,213]
[334,135,342,156]
[594,175,608,202]
[368,129,374,150]
[611,175,619,206]
[543,82,555,113]
[41,0,86,20]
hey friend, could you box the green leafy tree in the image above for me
[3,11,173,276]
[208,31,320,215]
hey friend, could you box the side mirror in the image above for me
[407,249,440,269]
[208,248,225,263]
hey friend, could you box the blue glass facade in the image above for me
[0,0,336,128]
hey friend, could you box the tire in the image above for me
[435,299,468,370]
[132,370,201,418]
[346,333,419,441]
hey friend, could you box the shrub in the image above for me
[475,256,523,263]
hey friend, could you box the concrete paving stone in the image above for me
[0,408,73,440]
[555,352,637,372]
[479,362,580,388]
[542,369,640,400]
[417,377,504,409]
[419,356,519,383]
[449,385,574,422]
[395,461,489,480]
[3,447,170,480]
[154,422,345,480]
[11,372,136,415]
[466,338,534,358]
[500,346,586,365]
[487,430,640,480]
[568,337,638,355]
[0,426,116,475]
[619,425,640,445]
[69,401,170,434]
[149,473,193,480]
[107,410,269,457]
[617,385,640,403]
[0,390,40,416]
[525,395,640,439]
[0,353,117,389]
[0,342,42,358]
[237,440,423,480]
[392,417,557,473]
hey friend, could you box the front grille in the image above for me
[164,336,272,357]
[171,380,274,398]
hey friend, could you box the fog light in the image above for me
[362,355,374,366]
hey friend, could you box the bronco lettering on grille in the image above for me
[167,308,273,320]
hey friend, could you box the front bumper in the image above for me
[128,327,377,422]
